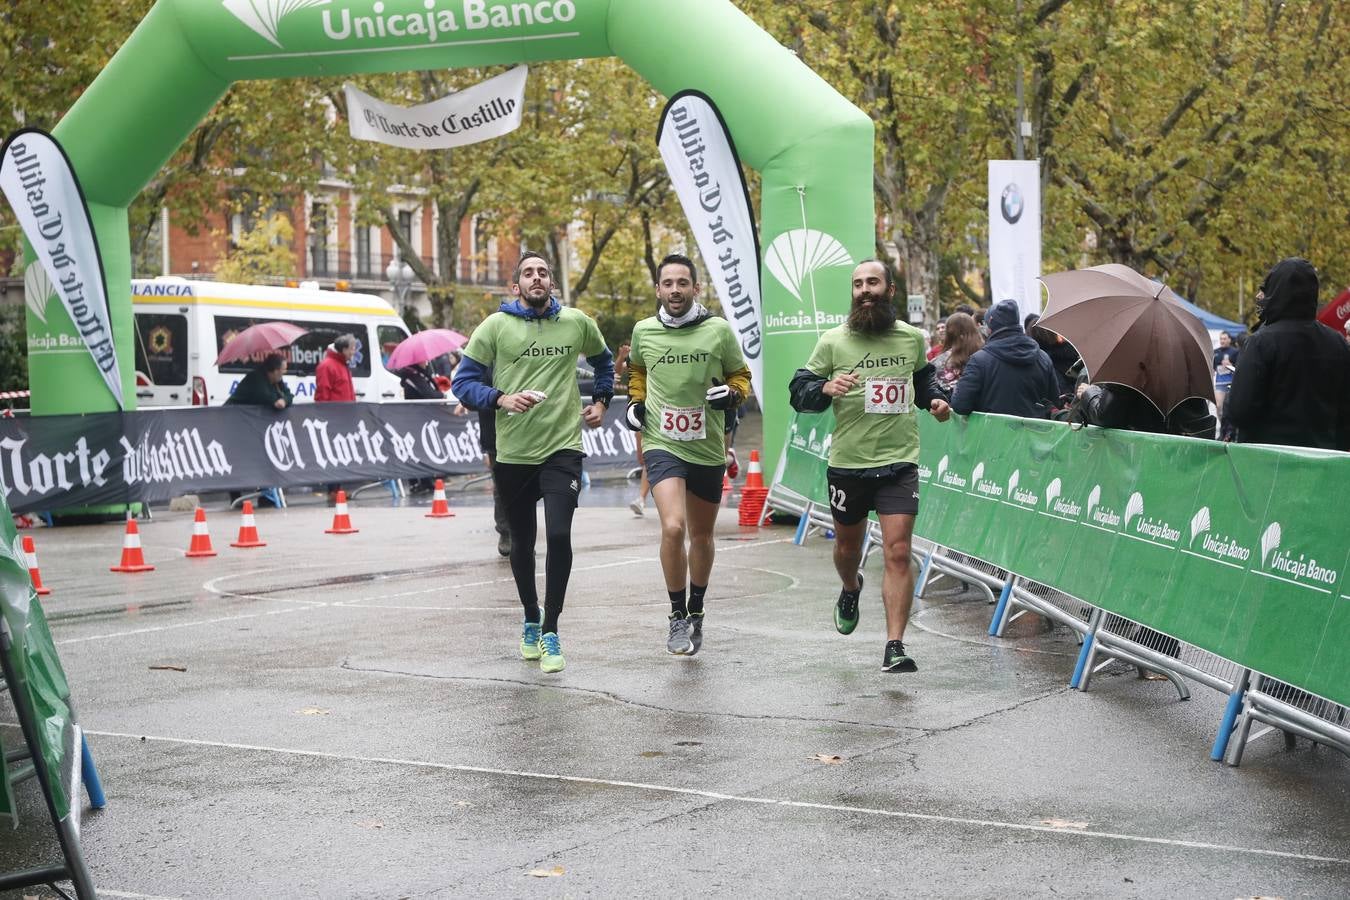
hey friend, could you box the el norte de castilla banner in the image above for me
[343,65,528,150]
[0,128,122,408]
[658,91,764,403]
[774,410,1350,707]
[0,401,638,514]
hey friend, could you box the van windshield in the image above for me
[215,316,372,378]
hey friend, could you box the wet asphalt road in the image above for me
[1,479,1348,899]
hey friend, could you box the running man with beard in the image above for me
[789,259,951,672]
[624,254,752,655]
[452,251,614,674]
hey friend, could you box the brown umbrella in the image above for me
[1037,263,1214,414]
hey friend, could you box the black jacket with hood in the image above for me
[1226,258,1350,451]
[951,300,1060,418]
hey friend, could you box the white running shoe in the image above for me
[629,498,645,517]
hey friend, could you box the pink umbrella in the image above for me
[215,321,309,365]
[386,329,469,370]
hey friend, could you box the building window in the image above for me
[356,226,371,277]
[397,210,413,257]
[310,202,329,276]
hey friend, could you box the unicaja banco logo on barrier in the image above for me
[1042,477,1081,519]
[970,462,1003,498]
[223,0,579,51]
[935,454,966,490]
[1259,521,1339,592]
[1085,484,1121,528]
[1186,506,1251,564]
[1004,469,1038,508]
[1123,491,1180,544]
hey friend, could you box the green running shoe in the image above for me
[520,616,542,661]
[882,639,917,673]
[835,573,863,635]
[539,632,566,673]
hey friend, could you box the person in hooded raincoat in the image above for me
[1226,258,1350,451]
[950,300,1059,418]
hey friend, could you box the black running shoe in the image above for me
[835,573,863,635]
[687,613,704,655]
[882,640,917,672]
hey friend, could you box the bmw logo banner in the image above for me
[988,160,1042,316]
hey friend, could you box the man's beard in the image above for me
[848,297,897,335]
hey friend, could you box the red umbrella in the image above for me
[386,329,469,370]
[215,321,309,365]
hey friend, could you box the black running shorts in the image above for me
[643,449,725,504]
[825,463,920,526]
[492,450,584,509]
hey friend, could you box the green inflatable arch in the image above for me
[39,0,873,469]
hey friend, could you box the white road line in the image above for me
[99,890,184,900]
[82,730,1350,866]
[55,606,316,645]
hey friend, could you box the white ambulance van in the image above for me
[130,278,413,407]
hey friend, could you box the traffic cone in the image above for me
[230,501,267,548]
[111,514,155,573]
[22,535,50,595]
[745,450,765,490]
[425,479,455,518]
[721,472,732,504]
[325,490,359,534]
[185,507,218,558]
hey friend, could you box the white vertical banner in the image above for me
[988,160,1042,317]
[657,90,762,401]
[0,128,123,407]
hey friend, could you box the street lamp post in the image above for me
[385,257,415,316]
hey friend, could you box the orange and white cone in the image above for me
[22,535,51,595]
[230,501,267,548]
[745,450,765,490]
[185,507,217,558]
[326,490,359,534]
[111,514,155,573]
[425,479,455,518]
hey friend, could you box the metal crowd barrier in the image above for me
[764,483,1349,770]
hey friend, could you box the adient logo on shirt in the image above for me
[223,0,577,50]
[851,354,908,370]
[516,342,573,359]
[653,350,711,367]
[1259,522,1339,591]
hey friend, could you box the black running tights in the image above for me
[506,492,576,634]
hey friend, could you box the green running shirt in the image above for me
[803,322,928,469]
[630,316,747,466]
[463,307,607,465]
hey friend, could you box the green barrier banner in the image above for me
[773,412,1350,706]
[0,513,79,823]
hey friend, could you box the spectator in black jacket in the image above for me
[1227,258,1350,451]
[950,300,1059,418]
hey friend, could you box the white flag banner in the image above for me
[657,91,763,401]
[988,159,1043,317]
[344,66,527,150]
[0,128,123,407]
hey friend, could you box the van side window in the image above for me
[134,313,188,385]
[215,316,372,379]
[378,324,410,370]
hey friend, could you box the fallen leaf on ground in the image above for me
[454,800,474,808]
[527,865,565,878]
[355,820,384,829]
[1040,818,1090,829]
[298,707,330,716]
[639,750,665,758]
[1142,672,1171,681]
[809,754,844,765]
[148,664,187,672]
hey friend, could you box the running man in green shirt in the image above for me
[789,259,951,672]
[624,254,752,656]
[452,251,615,674]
